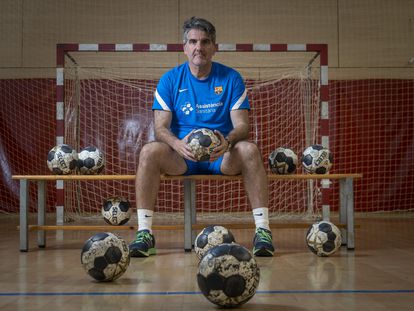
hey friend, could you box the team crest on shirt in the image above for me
[214,86,223,95]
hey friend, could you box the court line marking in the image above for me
[1,289,413,296]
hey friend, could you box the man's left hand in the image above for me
[209,130,230,161]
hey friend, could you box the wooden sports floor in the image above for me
[0,215,413,311]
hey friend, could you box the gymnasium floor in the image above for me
[0,215,413,310]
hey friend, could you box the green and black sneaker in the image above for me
[253,227,275,257]
[129,229,156,257]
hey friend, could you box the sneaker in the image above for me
[129,229,156,257]
[253,227,275,257]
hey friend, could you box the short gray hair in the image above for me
[182,17,216,44]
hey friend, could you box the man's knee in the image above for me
[139,142,166,162]
[235,141,261,160]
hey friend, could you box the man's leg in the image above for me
[221,141,274,257]
[130,142,187,257]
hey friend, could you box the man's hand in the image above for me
[209,130,230,161]
[173,131,198,162]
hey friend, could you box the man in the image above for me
[129,16,274,257]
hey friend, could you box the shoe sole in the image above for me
[253,247,274,257]
[130,247,156,258]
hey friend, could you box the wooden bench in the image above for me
[12,173,362,252]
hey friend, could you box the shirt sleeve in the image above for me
[152,73,172,111]
[230,71,250,111]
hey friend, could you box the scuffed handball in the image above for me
[269,147,298,174]
[187,128,221,161]
[81,232,130,282]
[77,146,105,174]
[47,144,78,175]
[102,196,131,226]
[302,144,333,174]
[197,243,260,308]
[194,225,236,260]
[306,221,342,257]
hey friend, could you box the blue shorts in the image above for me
[184,157,223,175]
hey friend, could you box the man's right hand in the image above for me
[173,132,197,162]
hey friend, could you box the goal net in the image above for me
[60,43,327,225]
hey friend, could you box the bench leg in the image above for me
[339,179,347,246]
[322,205,330,221]
[37,180,46,248]
[184,179,195,252]
[56,180,64,225]
[340,177,355,249]
[19,180,29,252]
[190,179,196,246]
[321,178,331,221]
[345,178,355,249]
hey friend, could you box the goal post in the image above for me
[56,42,330,225]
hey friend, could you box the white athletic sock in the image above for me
[252,207,270,230]
[137,209,153,233]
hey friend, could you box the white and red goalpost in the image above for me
[55,43,330,225]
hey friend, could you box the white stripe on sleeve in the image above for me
[154,90,171,111]
[231,88,247,110]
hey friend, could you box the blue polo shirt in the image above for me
[153,61,249,139]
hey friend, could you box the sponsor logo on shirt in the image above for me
[181,102,193,115]
[180,101,224,116]
[196,102,224,114]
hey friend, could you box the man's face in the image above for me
[184,29,216,68]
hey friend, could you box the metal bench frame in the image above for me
[12,174,362,252]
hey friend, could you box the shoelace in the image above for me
[135,231,152,244]
[256,229,272,243]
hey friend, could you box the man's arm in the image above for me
[226,109,250,145]
[211,109,249,160]
[154,110,196,161]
